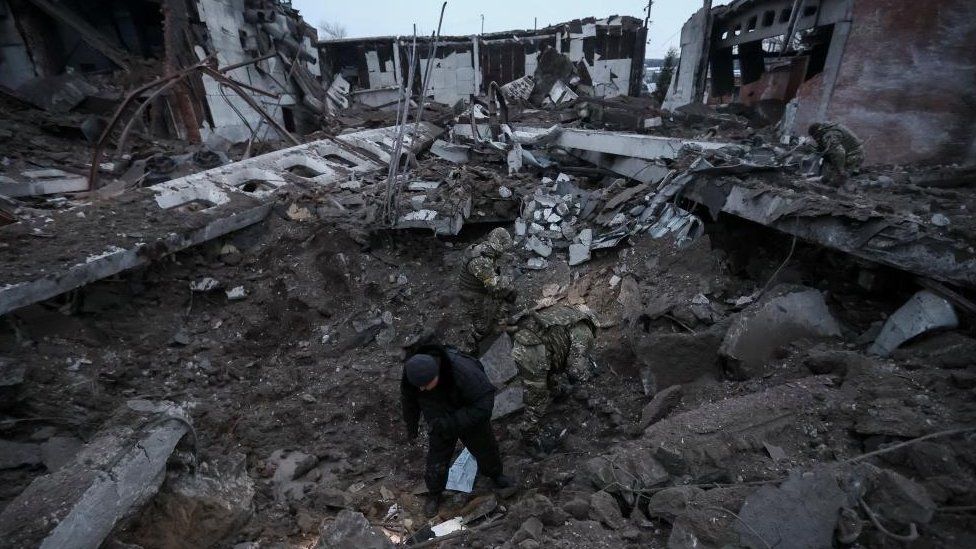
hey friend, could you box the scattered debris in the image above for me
[1,3,974,548]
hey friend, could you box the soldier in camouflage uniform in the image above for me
[809,122,864,184]
[457,227,516,348]
[511,304,597,452]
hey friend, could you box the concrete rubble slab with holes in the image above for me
[680,178,976,289]
[0,123,441,317]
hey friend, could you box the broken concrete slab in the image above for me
[407,180,442,191]
[863,465,936,527]
[720,285,842,379]
[568,243,591,266]
[317,509,394,549]
[736,468,847,549]
[15,73,99,113]
[585,448,670,507]
[0,169,89,197]
[335,123,441,164]
[589,490,625,530]
[526,236,553,258]
[630,326,725,388]
[868,290,959,357]
[520,127,728,161]
[620,377,833,480]
[646,486,705,523]
[480,333,518,386]
[0,125,439,317]
[492,386,525,420]
[430,139,471,163]
[0,400,192,549]
[682,179,976,289]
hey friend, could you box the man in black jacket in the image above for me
[401,344,513,516]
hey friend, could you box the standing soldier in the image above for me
[457,227,516,349]
[510,304,598,455]
[809,122,864,184]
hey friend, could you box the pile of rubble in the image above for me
[1,1,976,549]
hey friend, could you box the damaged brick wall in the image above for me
[795,0,976,166]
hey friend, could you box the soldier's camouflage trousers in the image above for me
[511,321,595,439]
[459,291,504,348]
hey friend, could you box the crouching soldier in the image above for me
[401,344,513,517]
[809,122,864,184]
[510,305,597,455]
[458,227,517,349]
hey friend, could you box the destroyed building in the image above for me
[1,0,325,142]
[1,1,976,548]
[665,0,976,165]
[318,16,648,111]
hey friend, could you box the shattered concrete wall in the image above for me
[794,0,976,165]
[196,0,321,142]
[317,15,646,107]
[417,41,478,106]
[662,6,710,110]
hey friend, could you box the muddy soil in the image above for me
[2,190,975,548]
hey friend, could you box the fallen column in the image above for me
[0,400,193,549]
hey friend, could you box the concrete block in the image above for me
[868,290,958,357]
[568,243,591,266]
[480,333,518,385]
[720,285,842,379]
[0,401,192,549]
[492,386,525,420]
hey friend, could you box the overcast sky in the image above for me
[291,0,729,59]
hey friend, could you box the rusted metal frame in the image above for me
[88,59,296,190]
[216,75,280,99]
[384,31,419,225]
[114,66,276,156]
[162,0,201,144]
[200,67,300,146]
[219,51,278,73]
[413,1,447,135]
[88,60,211,189]
[115,79,192,161]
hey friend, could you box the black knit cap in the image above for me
[405,354,439,387]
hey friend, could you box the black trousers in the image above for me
[425,419,503,495]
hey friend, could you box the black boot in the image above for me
[424,494,441,518]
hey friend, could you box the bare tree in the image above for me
[319,20,348,40]
[654,47,679,103]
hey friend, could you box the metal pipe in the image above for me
[414,2,447,135]
[782,0,805,53]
